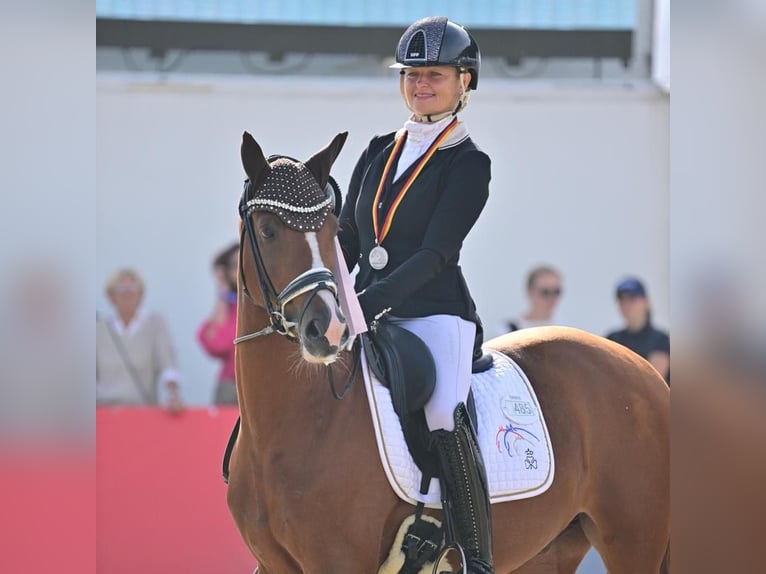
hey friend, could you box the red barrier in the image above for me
[1,444,95,574]
[97,407,256,574]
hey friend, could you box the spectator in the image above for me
[606,276,670,382]
[96,268,184,412]
[506,265,563,332]
[197,242,239,406]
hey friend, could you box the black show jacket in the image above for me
[338,130,491,324]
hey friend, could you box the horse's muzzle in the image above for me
[300,289,348,364]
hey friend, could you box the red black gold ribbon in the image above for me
[371,117,459,245]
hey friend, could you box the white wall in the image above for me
[97,74,668,404]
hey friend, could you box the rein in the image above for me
[327,339,362,400]
[234,161,358,400]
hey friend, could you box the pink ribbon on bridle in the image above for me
[333,237,367,338]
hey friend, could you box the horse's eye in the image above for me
[259,225,275,240]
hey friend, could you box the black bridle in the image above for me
[233,155,359,399]
[234,154,340,342]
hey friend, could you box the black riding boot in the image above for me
[432,403,494,574]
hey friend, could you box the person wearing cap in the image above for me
[337,16,494,573]
[606,277,670,382]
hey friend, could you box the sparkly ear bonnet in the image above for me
[240,156,341,232]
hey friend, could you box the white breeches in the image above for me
[388,314,476,432]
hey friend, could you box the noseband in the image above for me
[234,154,341,344]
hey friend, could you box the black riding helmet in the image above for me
[390,16,480,90]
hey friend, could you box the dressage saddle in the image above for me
[360,317,492,479]
[362,317,493,415]
[361,318,437,416]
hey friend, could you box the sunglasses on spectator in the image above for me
[536,287,562,298]
[112,284,141,295]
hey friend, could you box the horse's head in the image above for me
[237,131,349,364]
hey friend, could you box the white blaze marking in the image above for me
[305,232,323,269]
[302,232,346,355]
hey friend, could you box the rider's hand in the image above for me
[341,333,356,353]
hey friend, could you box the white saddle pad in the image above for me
[362,348,554,508]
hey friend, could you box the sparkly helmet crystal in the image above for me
[390,16,481,90]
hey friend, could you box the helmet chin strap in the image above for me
[411,110,454,123]
[400,69,472,123]
[455,70,471,114]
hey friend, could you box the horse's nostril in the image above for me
[340,325,350,344]
[305,319,321,340]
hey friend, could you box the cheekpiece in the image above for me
[242,158,333,232]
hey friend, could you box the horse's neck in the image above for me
[239,347,362,450]
[235,306,362,447]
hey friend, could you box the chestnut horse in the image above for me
[226,132,670,573]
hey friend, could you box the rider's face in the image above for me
[402,66,468,117]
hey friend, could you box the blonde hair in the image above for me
[105,267,145,297]
[526,265,561,291]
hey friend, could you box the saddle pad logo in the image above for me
[501,395,537,419]
[497,395,540,459]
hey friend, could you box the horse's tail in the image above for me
[659,540,670,574]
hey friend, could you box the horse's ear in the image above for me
[241,131,271,188]
[304,132,348,189]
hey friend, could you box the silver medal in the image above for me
[368,245,389,270]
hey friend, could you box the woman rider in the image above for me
[338,16,494,574]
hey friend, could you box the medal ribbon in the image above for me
[372,117,459,245]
